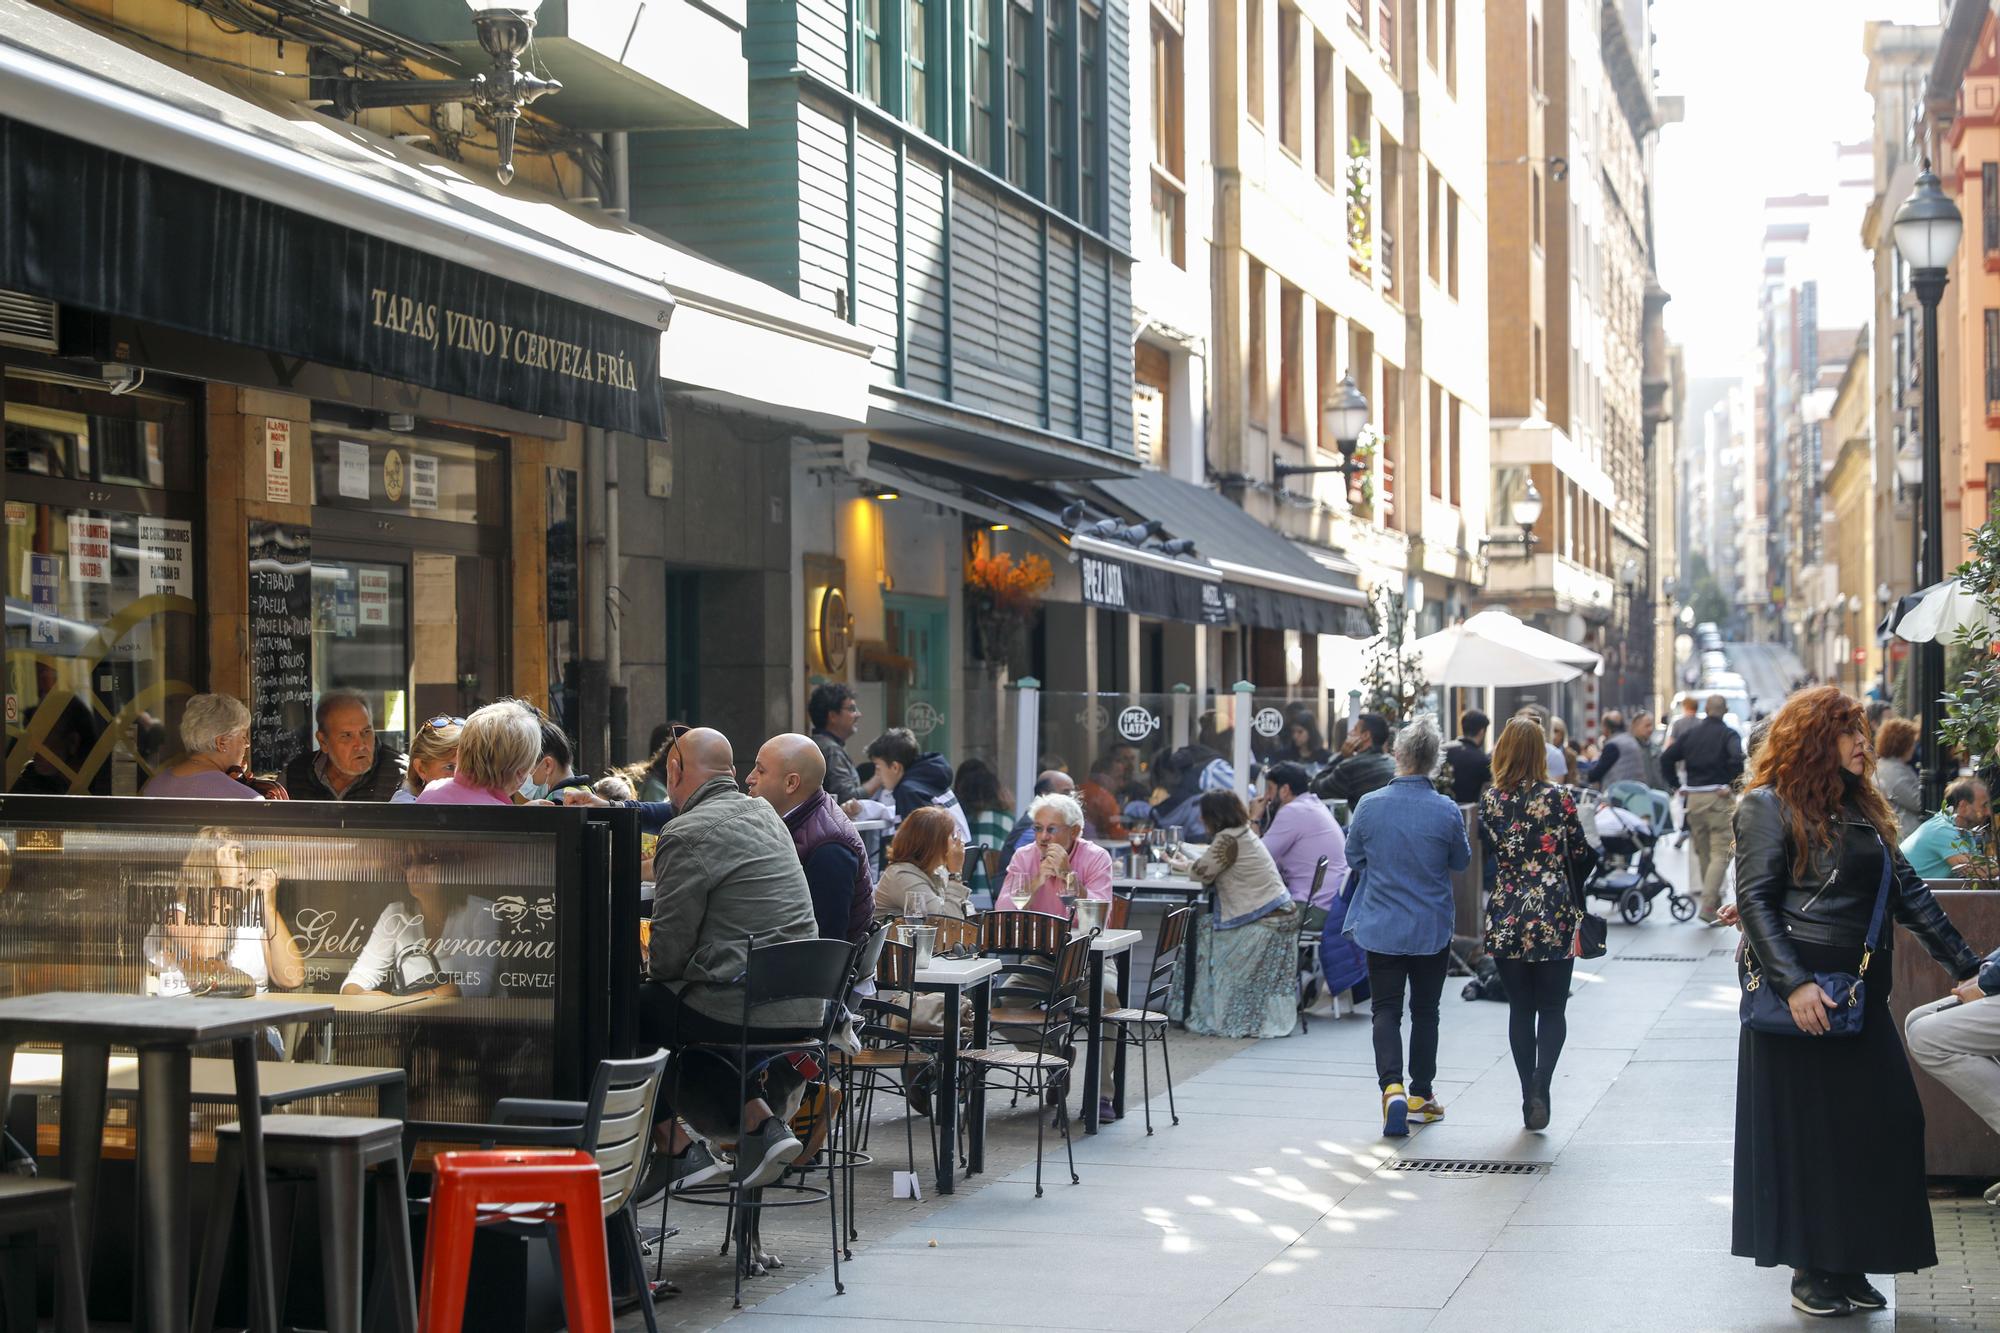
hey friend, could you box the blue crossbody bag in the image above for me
[1739,834,1891,1039]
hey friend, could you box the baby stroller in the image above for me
[1571,785,1698,925]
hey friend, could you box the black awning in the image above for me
[0,114,665,437]
[1077,548,1229,624]
[1086,471,1370,633]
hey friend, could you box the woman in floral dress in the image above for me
[1482,717,1593,1131]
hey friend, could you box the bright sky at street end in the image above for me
[1653,0,1943,379]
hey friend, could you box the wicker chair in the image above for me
[1102,905,1197,1135]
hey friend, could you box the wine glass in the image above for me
[1009,879,1034,911]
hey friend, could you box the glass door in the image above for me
[311,555,411,753]
[884,593,951,759]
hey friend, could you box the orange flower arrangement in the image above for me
[966,550,1053,614]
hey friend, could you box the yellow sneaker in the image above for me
[1382,1083,1408,1137]
[1407,1094,1446,1124]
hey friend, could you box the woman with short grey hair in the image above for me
[142,693,262,800]
[1340,711,1472,1137]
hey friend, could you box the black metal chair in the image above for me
[399,1050,671,1333]
[842,939,945,1194]
[1102,904,1197,1135]
[0,1176,85,1333]
[960,934,1092,1196]
[660,937,854,1309]
[1295,856,1331,1034]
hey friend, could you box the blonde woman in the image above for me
[394,716,464,803]
[416,700,541,806]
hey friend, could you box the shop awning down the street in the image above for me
[0,0,876,435]
[1085,470,1373,636]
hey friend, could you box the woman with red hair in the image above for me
[1732,686,1984,1318]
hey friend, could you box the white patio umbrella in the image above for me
[1413,620,1585,688]
[1462,609,1605,675]
[1883,578,1996,644]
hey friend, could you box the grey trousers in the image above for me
[1906,994,2000,1137]
[1684,790,1736,916]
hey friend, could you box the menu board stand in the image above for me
[248,521,313,774]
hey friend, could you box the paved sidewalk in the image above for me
[712,912,1901,1332]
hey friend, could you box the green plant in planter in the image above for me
[1938,517,2000,782]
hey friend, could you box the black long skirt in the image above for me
[1732,940,1935,1273]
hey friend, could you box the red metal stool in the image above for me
[418,1149,613,1333]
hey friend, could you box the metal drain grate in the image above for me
[1616,954,1702,963]
[1387,1159,1548,1176]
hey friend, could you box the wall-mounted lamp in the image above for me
[1275,372,1370,484]
[327,0,560,184]
[1478,478,1544,560]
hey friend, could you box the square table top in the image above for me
[1089,928,1143,955]
[0,992,334,1045]
[9,1054,403,1105]
[911,957,1002,986]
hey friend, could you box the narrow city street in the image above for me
[615,845,1952,1333]
[721,918,1813,1332]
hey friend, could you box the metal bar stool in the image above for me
[419,1149,613,1333]
[193,1116,417,1333]
[0,1176,86,1333]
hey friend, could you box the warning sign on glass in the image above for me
[358,567,391,627]
[67,515,111,584]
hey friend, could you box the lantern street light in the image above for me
[1276,372,1371,483]
[330,0,560,184]
[1478,477,1543,561]
[1891,159,1963,806]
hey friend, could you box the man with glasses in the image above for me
[283,690,406,801]
[807,683,865,802]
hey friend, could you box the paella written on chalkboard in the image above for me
[248,521,312,775]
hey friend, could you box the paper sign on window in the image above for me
[66,516,111,584]
[28,553,58,644]
[410,454,439,511]
[358,566,391,627]
[138,518,191,599]
[338,441,371,500]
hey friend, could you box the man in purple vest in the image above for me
[749,733,875,943]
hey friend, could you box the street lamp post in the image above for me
[1893,160,1963,808]
[1876,581,1894,698]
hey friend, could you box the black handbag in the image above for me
[1563,817,1607,960]
[1739,834,1891,1038]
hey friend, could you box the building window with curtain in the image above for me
[905,0,931,131]
[969,0,998,171]
[1046,0,1069,209]
[1005,0,1032,190]
[1080,1,1103,230]
[1984,163,1999,257]
[1985,309,2000,418]
[857,0,884,105]
[1150,3,1185,265]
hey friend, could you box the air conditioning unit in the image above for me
[0,289,57,352]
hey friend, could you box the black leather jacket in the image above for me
[1734,787,1980,998]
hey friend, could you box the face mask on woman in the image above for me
[519,776,549,802]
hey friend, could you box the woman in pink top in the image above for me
[416,699,542,806]
[999,792,1114,913]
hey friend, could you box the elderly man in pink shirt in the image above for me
[995,791,1121,1120]
[999,792,1115,912]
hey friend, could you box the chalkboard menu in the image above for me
[248,520,313,774]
